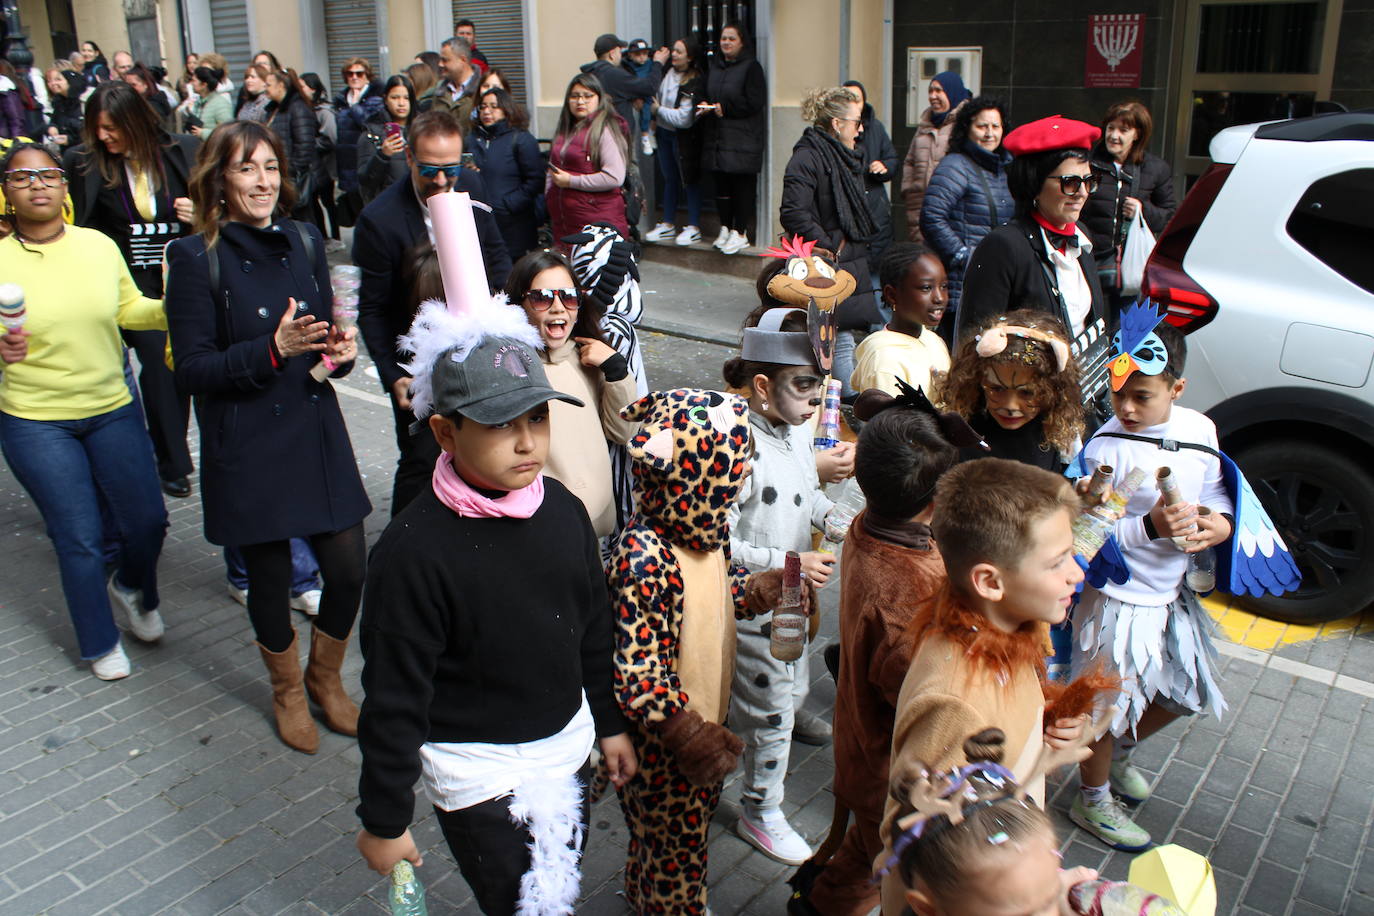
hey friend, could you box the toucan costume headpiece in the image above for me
[1107,300,1170,391]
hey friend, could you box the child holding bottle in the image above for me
[722,305,837,866]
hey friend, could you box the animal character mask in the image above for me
[1107,300,1169,391]
[762,236,856,372]
[621,389,751,552]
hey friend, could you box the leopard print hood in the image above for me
[621,388,752,551]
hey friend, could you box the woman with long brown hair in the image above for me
[546,73,629,244]
[165,120,370,754]
[62,80,198,497]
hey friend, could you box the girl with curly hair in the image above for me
[942,309,1083,472]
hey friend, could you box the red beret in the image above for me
[1003,115,1102,157]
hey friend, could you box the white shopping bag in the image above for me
[1119,210,1156,297]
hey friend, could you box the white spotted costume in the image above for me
[727,413,832,813]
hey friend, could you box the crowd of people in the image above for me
[0,16,1237,915]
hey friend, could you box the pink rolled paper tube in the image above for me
[428,191,492,317]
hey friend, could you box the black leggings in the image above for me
[433,762,592,915]
[713,170,758,235]
[240,523,365,652]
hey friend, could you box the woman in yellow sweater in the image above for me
[0,142,169,681]
[506,250,640,538]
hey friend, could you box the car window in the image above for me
[1286,168,1374,295]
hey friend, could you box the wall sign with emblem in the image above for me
[1085,13,1144,89]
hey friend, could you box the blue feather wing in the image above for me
[1215,451,1303,597]
[1064,447,1132,588]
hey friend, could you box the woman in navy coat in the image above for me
[920,96,1014,327]
[166,121,370,755]
[469,87,544,262]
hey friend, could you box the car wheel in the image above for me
[1234,439,1374,624]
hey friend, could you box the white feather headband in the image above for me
[397,296,543,420]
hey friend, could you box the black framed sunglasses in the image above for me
[523,288,581,311]
[1047,173,1100,195]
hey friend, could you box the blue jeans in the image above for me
[224,539,320,595]
[0,402,167,659]
[656,127,702,228]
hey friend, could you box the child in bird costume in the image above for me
[1066,301,1299,852]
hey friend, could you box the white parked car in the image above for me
[1144,111,1374,623]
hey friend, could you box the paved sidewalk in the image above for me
[0,262,1372,914]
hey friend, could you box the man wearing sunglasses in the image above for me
[352,109,513,515]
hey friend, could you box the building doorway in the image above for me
[1171,0,1344,184]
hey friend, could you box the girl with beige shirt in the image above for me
[507,250,638,537]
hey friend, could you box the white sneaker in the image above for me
[227,583,248,607]
[736,808,812,865]
[290,589,322,617]
[640,134,655,156]
[91,641,131,680]
[107,574,164,643]
[325,239,346,253]
[644,222,676,243]
[721,231,750,255]
[675,225,701,245]
[712,226,731,249]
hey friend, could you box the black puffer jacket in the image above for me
[1081,144,1176,259]
[266,92,319,183]
[333,80,386,193]
[855,102,899,270]
[780,130,879,330]
[701,52,767,175]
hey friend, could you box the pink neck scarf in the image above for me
[431,453,545,518]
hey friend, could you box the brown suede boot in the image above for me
[257,634,319,754]
[304,627,359,737]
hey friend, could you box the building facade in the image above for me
[13,0,1368,236]
[889,0,1373,193]
[13,0,895,245]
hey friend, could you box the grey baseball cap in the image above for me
[417,336,584,430]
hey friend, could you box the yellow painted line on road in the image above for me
[1202,593,1374,650]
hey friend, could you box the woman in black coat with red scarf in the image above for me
[959,116,1117,426]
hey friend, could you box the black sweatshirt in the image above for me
[355,482,628,838]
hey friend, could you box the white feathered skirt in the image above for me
[1072,586,1228,737]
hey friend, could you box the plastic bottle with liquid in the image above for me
[769,551,806,662]
[818,478,866,555]
[1157,468,1218,592]
[1071,467,1148,560]
[389,861,428,916]
[813,379,842,450]
[1068,878,1185,915]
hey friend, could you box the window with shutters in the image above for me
[325,0,382,84]
[209,0,252,77]
[451,1,528,108]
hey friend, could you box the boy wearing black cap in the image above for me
[354,300,636,915]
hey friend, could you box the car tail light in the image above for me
[1145,163,1232,333]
